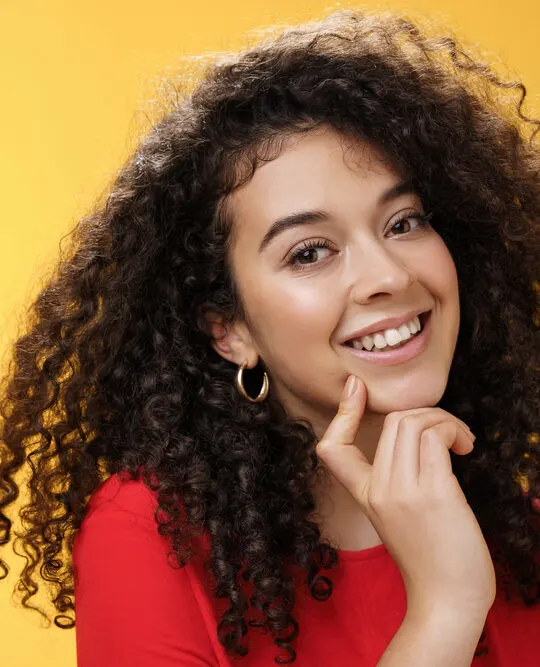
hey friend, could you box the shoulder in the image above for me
[74,471,211,569]
[73,472,165,580]
[73,473,223,667]
[75,469,211,551]
[84,470,158,521]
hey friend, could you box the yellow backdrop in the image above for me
[1,1,539,665]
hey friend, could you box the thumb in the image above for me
[316,376,372,504]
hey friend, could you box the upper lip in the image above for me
[341,308,431,343]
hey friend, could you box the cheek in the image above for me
[246,275,340,350]
[423,242,460,339]
[422,239,459,299]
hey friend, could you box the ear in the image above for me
[203,310,259,368]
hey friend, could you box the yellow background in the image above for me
[1,1,538,665]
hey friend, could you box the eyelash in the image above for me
[287,210,434,271]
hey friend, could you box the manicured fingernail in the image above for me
[346,375,358,398]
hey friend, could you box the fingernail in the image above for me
[346,375,358,398]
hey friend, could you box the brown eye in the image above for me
[287,239,334,270]
[295,246,327,264]
[389,211,433,236]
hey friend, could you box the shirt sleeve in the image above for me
[73,477,221,667]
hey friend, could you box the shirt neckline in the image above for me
[336,542,390,562]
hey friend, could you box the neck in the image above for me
[310,411,385,552]
[278,385,386,553]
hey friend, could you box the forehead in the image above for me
[224,127,404,246]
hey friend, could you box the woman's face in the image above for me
[217,125,460,425]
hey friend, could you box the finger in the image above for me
[419,421,460,487]
[370,412,403,490]
[316,375,366,455]
[316,376,373,507]
[382,405,474,439]
[390,412,474,488]
[317,441,374,509]
[392,407,475,454]
[371,409,473,494]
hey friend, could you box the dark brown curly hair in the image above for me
[1,7,540,664]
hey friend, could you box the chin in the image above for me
[365,378,448,415]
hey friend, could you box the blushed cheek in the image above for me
[426,243,460,338]
[248,279,341,357]
[432,245,459,301]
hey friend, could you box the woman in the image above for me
[1,8,539,666]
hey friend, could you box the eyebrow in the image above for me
[258,178,417,254]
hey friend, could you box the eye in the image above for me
[286,239,335,270]
[388,210,433,236]
[286,210,433,272]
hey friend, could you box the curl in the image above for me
[1,7,539,663]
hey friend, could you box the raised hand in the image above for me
[316,374,496,621]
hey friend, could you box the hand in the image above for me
[316,375,497,620]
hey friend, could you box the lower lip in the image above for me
[342,311,432,366]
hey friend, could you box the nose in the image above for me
[347,240,417,303]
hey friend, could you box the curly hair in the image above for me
[1,7,540,664]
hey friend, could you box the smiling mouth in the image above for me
[344,311,430,352]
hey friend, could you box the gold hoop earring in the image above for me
[235,361,269,402]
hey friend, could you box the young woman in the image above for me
[1,8,539,667]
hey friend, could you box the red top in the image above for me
[73,473,540,666]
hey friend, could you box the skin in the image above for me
[206,124,460,551]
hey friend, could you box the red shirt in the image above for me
[73,473,540,666]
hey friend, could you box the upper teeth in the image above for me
[350,315,422,351]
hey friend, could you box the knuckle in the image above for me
[420,427,439,444]
[400,413,421,430]
[383,411,400,428]
[315,439,332,457]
